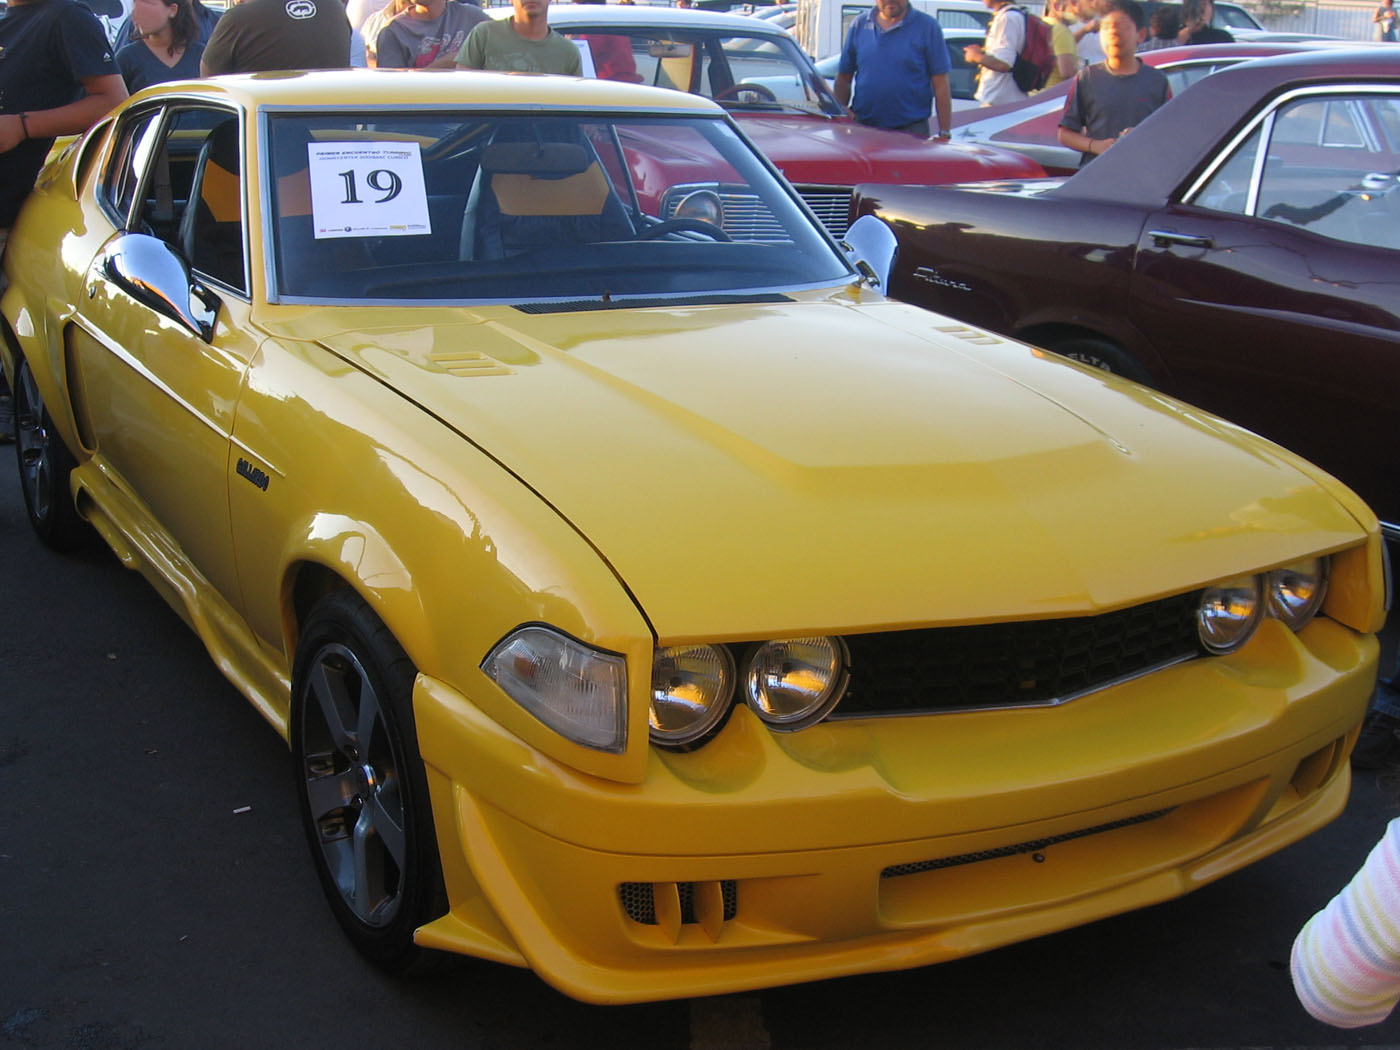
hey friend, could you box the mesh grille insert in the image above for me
[618,880,739,926]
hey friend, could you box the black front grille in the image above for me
[835,590,1205,718]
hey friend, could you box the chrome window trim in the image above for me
[268,277,850,308]
[1183,83,1400,211]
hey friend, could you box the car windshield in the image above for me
[560,27,845,117]
[266,111,852,304]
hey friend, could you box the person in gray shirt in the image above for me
[1057,0,1169,167]
[375,0,485,68]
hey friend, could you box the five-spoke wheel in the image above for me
[291,590,445,971]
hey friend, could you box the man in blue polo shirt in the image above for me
[834,0,952,140]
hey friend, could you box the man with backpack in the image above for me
[834,0,953,140]
[964,0,1053,106]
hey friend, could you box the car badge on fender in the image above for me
[236,458,271,492]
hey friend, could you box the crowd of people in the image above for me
[1,0,1400,1029]
[834,0,1241,163]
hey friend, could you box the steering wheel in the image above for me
[637,218,732,241]
[713,82,778,103]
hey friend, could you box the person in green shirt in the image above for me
[454,0,581,74]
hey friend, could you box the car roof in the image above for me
[1056,47,1400,205]
[133,67,726,112]
[546,5,798,34]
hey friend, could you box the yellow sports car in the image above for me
[1,70,1388,1004]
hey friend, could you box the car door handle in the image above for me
[1149,230,1213,249]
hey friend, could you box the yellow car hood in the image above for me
[297,296,1366,640]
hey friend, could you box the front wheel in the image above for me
[13,357,88,550]
[1050,336,1154,386]
[291,589,446,972]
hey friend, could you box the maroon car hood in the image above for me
[736,114,1045,185]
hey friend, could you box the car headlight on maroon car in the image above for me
[649,644,735,747]
[1267,558,1328,631]
[483,626,627,752]
[1197,577,1264,654]
[744,636,850,730]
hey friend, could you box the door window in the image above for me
[1191,91,1400,250]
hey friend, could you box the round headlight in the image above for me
[673,189,724,228]
[1267,558,1328,631]
[649,644,735,747]
[744,636,849,730]
[1197,576,1264,654]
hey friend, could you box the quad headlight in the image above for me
[649,644,735,747]
[483,626,627,752]
[744,636,850,731]
[1197,576,1264,654]
[1266,558,1328,631]
[1197,558,1330,654]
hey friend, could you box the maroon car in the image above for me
[546,5,1044,238]
[853,49,1400,540]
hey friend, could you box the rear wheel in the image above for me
[1051,336,1154,386]
[13,357,88,550]
[291,589,447,973]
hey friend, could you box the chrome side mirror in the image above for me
[841,214,897,291]
[99,233,220,343]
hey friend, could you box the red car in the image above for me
[853,48,1400,541]
[950,42,1324,175]
[546,5,1043,237]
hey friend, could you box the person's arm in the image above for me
[1293,819,1400,1028]
[931,72,951,138]
[0,73,127,153]
[963,43,1011,73]
[1056,125,1113,156]
[200,11,234,75]
[833,71,853,107]
[375,23,411,68]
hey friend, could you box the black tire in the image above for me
[290,589,447,973]
[1050,336,1154,386]
[13,357,88,550]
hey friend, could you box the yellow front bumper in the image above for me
[412,619,1376,1003]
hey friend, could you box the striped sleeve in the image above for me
[1292,817,1400,1028]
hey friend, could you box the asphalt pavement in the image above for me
[2,446,1398,1050]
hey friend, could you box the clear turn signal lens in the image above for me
[483,626,627,752]
[744,636,849,730]
[1197,576,1264,654]
[649,644,735,747]
[1267,558,1328,631]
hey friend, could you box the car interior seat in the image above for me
[458,139,635,261]
[178,117,245,292]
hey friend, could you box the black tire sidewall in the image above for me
[13,358,87,551]
[290,589,446,972]
[1052,337,1154,387]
